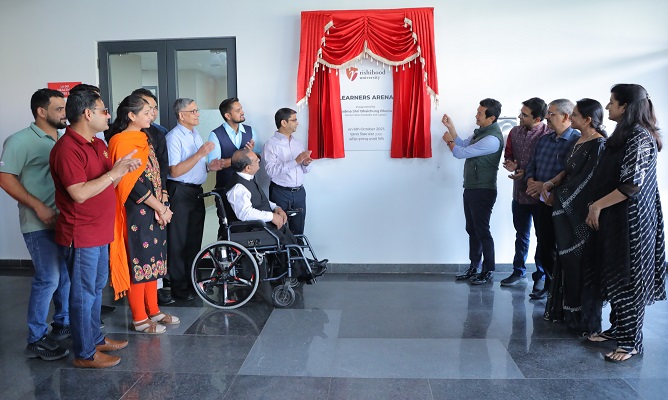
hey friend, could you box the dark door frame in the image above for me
[98,37,237,130]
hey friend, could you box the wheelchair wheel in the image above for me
[271,285,295,308]
[191,241,259,309]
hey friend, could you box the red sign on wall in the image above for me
[47,82,82,98]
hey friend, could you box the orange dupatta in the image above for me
[108,131,150,300]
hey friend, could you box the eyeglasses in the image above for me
[180,109,200,115]
[91,107,109,115]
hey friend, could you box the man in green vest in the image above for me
[441,98,504,284]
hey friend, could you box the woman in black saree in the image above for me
[542,98,606,335]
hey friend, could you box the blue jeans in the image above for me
[511,200,542,277]
[60,244,107,359]
[23,230,70,344]
[269,183,307,235]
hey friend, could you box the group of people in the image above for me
[0,84,317,368]
[2,81,664,367]
[442,83,665,363]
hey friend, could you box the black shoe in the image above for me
[500,273,526,287]
[157,289,175,305]
[532,279,545,293]
[529,288,548,300]
[101,305,116,315]
[172,291,194,301]
[49,324,71,341]
[456,266,479,281]
[471,271,493,285]
[25,336,69,361]
[298,273,317,285]
[310,259,328,277]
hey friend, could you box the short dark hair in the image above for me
[219,97,240,121]
[66,89,101,124]
[230,148,254,172]
[521,97,547,121]
[69,83,100,95]
[131,88,157,103]
[274,108,296,129]
[30,88,64,118]
[479,98,502,122]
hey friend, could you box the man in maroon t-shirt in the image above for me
[49,89,140,369]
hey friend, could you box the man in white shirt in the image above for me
[262,108,312,234]
[226,149,325,281]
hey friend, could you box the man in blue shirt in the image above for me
[442,98,504,285]
[524,99,580,299]
[166,98,223,300]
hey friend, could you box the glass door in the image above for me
[98,37,237,132]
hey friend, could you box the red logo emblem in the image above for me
[346,67,358,81]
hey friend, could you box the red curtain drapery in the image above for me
[297,8,438,158]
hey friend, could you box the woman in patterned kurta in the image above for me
[586,84,666,362]
[107,95,179,334]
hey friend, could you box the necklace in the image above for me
[569,130,597,159]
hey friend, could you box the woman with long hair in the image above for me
[543,99,607,334]
[107,94,179,334]
[585,84,666,362]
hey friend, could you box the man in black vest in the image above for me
[208,98,256,238]
[225,149,326,281]
[441,99,504,285]
[208,97,256,190]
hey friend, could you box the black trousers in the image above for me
[166,181,205,295]
[463,188,497,272]
[534,202,556,287]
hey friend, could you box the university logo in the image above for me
[346,67,358,81]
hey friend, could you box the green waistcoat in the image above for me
[463,122,503,190]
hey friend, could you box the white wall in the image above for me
[1,0,667,265]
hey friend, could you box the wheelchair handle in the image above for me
[200,190,229,226]
[198,191,223,201]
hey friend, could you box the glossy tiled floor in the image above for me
[2,272,668,400]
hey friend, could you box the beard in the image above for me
[230,115,246,124]
[47,115,67,130]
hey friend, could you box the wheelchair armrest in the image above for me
[228,220,267,233]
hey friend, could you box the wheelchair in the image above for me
[190,190,327,309]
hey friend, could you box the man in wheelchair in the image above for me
[223,148,327,283]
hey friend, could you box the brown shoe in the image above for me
[73,351,120,369]
[96,337,128,352]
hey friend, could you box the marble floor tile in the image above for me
[328,377,433,400]
[2,271,667,400]
[223,375,331,400]
[122,372,235,400]
[22,368,144,400]
[429,378,641,400]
